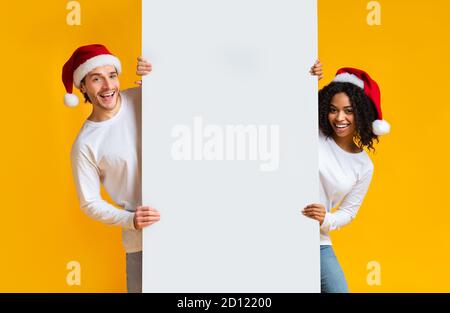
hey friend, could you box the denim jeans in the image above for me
[126,251,142,293]
[320,245,349,293]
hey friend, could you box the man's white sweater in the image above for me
[71,88,142,253]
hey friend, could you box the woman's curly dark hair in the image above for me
[319,82,379,152]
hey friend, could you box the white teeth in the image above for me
[335,124,349,128]
[101,91,114,97]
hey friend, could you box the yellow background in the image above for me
[0,0,448,292]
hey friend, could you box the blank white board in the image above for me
[142,0,319,292]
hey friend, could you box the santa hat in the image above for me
[332,67,390,136]
[62,44,122,107]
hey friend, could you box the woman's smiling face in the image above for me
[328,92,356,139]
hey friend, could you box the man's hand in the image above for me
[133,206,160,230]
[309,60,323,80]
[302,203,326,225]
[135,56,153,85]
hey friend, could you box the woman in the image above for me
[303,66,390,293]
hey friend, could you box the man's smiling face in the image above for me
[80,65,120,112]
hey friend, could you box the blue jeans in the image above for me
[320,245,349,293]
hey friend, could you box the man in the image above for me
[62,44,157,293]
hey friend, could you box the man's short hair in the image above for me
[80,78,91,103]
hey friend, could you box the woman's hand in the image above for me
[309,60,323,80]
[302,203,326,225]
[135,56,153,85]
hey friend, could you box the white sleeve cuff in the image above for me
[124,211,136,230]
[320,212,332,233]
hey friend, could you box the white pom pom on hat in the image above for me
[62,44,122,107]
[332,67,390,136]
[64,93,79,107]
[372,119,391,136]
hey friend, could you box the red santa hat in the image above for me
[332,67,390,136]
[62,44,122,107]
